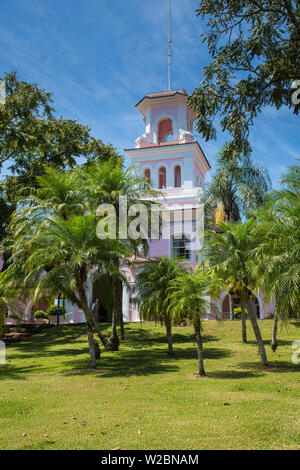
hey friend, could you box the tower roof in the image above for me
[135,89,188,109]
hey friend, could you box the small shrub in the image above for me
[34,310,48,319]
[47,304,66,316]
[233,307,248,320]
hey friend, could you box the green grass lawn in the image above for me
[0,320,299,450]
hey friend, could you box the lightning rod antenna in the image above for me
[168,0,172,91]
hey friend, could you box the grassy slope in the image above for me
[0,321,299,450]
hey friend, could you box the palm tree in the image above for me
[136,256,185,355]
[253,165,300,350]
[84,158,159,348]
[7,214,129,368]
[203,145,270,333]
[5,167,106,347]
[166,270,211,377]
[9,167,86,236]
[204,219,268,366]
[203,144,271,224]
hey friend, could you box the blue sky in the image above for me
[0,0,299,187]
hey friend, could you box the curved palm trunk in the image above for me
[271,311,279,352]
[229,293,234,321]
[194,316,206,377]
[87,329,97,369]
[165,316,173,355]
[247,300,268,366]
[77,277,99,368]
[108,277,120,351]
[240,292,248,343]
[94,339,101,359]
[90,315,108,349]
[116,278,125,340]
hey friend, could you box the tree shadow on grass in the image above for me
[290,321,300,328]
[61,348,180,378]
[1,323,227,380]
[123,326,217,348]
[8,346,87,362]
[61,344,231,379]
[172,346,232,360]
[0,364,43,380]
[239,361,300,374]
[5,326,88,361]
[207,369,263,379]
[246,339,294,347]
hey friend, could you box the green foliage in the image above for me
[233,307,248,320]
[203,218,268,363]
[203,144,271,224]
[166,270,211,325]
[47,305,65,317]
[83,158,160,257]
[34,310,49,319]
[0,71,121,241]
[0,309,7,335]
[253,165,300,318]
[204,218,260,295]
[0,193,11,240]
[2,155,155,361]
[0,71,120,171]
[0,321,300,450]
[136,256,186,323]
[188,0,300,154]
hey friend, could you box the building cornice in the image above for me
[125,141,211,172]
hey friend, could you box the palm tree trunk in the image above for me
[116,279,125,340]
[247,300,268,366]
[271,311,279,352]
[77,276,99,368]
[229,293,234,321]
[90,315,108,348]
[194,316,206,377]
[241,303,247,343]
[107,277,119,351]
[87,328,97,369]
[165,316,173,355]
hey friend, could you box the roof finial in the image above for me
[168,0,172,91]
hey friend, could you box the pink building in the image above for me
[1,89,275,323]
[120,89,275,321]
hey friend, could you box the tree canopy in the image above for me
[0,71,121,240]
[203,143,271,223]
[188,0,300,155]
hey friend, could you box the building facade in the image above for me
[1,89,275,324]
[119,89,275,321]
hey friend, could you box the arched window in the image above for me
[174,165,181,188]
[158,167,166,189]
[158,118,173,144]
[144,168,151,182]
[221,291,260,319]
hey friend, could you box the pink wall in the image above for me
[151,104,178,124]
[149,239,169,258]
[73,303,84,323]
[258,292,276,318]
